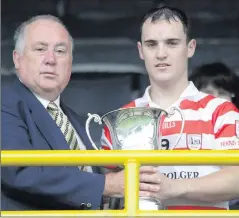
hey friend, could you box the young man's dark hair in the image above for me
[140,4,191,41]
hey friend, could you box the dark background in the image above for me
[1,0,239,142]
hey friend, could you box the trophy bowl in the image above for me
[85,107,185,210]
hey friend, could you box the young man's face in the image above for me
[138,17,196,86]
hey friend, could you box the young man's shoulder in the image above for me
[197,91,238,112]
[121,91,238,114]
[181,91,237,112]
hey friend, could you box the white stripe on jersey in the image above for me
[214,111,239,133]
[163,133,215,150]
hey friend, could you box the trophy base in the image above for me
[139,197,166,210]
[107,196,166,210]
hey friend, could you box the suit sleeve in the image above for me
[213,101,239,150]
[1,104,105,209]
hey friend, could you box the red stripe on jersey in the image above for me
[162,120,213,135]
[102,145,111,150]
[212,101,239,126]
[167,206,226,210]
[122,101,136,108]
[103,126,112,145]
[215,124,236,138]
[180,95,215,110]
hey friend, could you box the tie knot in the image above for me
[47,102,59,112]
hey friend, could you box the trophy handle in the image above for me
[85,113,102,150]
[167,107,185,150]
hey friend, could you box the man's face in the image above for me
[138,18,196,86]
[13,19,72,100]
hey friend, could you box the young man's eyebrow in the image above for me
[143,39,157,44]
[166,38,182,42]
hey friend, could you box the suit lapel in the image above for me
[61,103,101,173]
[15,81,100,173]
[15,81,70,150]
[61,102,94,150]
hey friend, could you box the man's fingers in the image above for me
[140,173,161,184]
[140,166,158,174]
[139,182,160,192]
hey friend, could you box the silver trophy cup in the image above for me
[86,107,185,210]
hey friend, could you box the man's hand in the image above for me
[103,169,124,196]
[139,166,161,197]
[103,166,162,197]
[141,172,182,200]
[139,169,187,201]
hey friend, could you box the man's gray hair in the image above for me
[14,14,74,53]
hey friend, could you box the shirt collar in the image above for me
[143,81,199,109]
[33,92,60,109]
[19,78,60,109]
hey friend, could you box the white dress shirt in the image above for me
[33,93,92,172]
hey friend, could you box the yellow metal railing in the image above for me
[1,150,239,217]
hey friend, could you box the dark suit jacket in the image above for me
[1,80,105,210]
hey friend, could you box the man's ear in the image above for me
[137,41,144,60]
[187,39,196,58]
[13,50,21,69]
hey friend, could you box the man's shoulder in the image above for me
[1,84,21,107]
[199,92,238,112]
[1,81,32,119]
[182,92,238,127]
[182,91,236,111]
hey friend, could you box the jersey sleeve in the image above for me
[100,126,113,150]
[213,101,239,150]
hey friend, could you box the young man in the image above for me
[101,5,239,210]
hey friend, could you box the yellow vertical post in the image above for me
[124,160,140,216]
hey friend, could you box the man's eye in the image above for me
[35,47,45,52]
[56,49,66,54]
[147,43,156,48]
[168,41,178,46]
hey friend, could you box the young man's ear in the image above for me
[13,50,21,69]
[137,41,144,60]
[187,39,196,58]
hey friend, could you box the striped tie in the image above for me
[47,102,85,171]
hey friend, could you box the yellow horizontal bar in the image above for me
[1,210,127,217]
[1,150,238,166]
[2,210,239,217]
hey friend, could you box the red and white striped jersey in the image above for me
[101,82,239,210]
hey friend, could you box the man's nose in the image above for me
[155,45,168,60]
[44,50,56,65]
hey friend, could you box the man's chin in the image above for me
[155,75,174,83]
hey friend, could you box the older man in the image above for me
[1,15,159,210]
